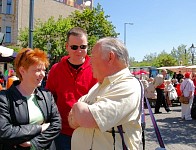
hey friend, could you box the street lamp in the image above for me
[185,49,187,63]
[190,43,196,65]
[124,23,133,46]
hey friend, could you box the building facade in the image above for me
[0,0,93,46]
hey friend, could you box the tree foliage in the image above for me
[17,4,194,68]
[18,4,119,66]
[152,51,177,67]
[171,44,192,65]
[69,4,118,53]
[130,45,194,68]
[18,16,72,65]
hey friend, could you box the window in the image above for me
[5,26,11,43]
[6,0,12,14]
[0,0,2,13]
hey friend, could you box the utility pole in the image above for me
[29,0,34,48]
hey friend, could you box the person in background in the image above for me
[171,78,178,87]
[46,27,97,150]
[146,77,157,107]
[165,80,178,107]
[176,71,184,83]
[153,69,171,114]
[146,77,157,99]
[0,71,4,90]
[192,72,196,103]
[172,72,177,80]
[191,73,196,119]
[0,48,61,150]
[175,78,183,99]
[6,70,18,89]
[0,82,2,91]
[180,72,195,120]
[68,37,142,150]
[0,71,5,86]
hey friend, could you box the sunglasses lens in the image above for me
[70,45,87,50]
[70,45,78,50]
[80,45,87,49]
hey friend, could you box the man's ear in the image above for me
[108,51,115,63]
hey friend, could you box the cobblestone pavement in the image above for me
[140,104,196,150]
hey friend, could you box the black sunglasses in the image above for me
[70,45,87,50]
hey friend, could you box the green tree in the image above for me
[170,45,192,66]
[18,4,119,66]
[18,16,72,65]
[131,46,191,68]
[143,52,157,62]
[69,4,119,54]
[130,52,157,67]
[152,51,177,67]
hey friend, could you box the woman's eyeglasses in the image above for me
[70,45,87,50]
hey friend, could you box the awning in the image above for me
[0,46,17,62]
[0,46,14,57]
[157,66,187,73]
[157,66,196,73]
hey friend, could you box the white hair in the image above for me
[96,37,129,66]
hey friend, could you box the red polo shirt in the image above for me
[46,55,97,136]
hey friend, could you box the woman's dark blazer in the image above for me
[0,81,61,150]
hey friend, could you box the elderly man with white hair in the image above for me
[68,37,142,150]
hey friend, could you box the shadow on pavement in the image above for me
[144,106,196,149]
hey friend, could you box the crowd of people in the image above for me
[0,69,19,90]
[141,70,196,121]
[0,26,195,150]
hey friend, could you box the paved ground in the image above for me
[139,104,196,150]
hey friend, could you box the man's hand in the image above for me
[68,110,80,129]
[41,123,50,132]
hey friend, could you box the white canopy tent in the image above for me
[0,46,14,57]
[157,65,196,74]
[186,65,196,69]
[185,65,196,73]
[157,66,187,73]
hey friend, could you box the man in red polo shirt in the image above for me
[153,69,171,114]
[46,27,97,150]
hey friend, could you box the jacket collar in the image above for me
[8,80,45,105]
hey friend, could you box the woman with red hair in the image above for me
[0,48,61,149]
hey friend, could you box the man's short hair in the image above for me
[66,27,87,42]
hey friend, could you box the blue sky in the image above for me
[94,0,196,61]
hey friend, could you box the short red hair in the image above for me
[14,48,49,81]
